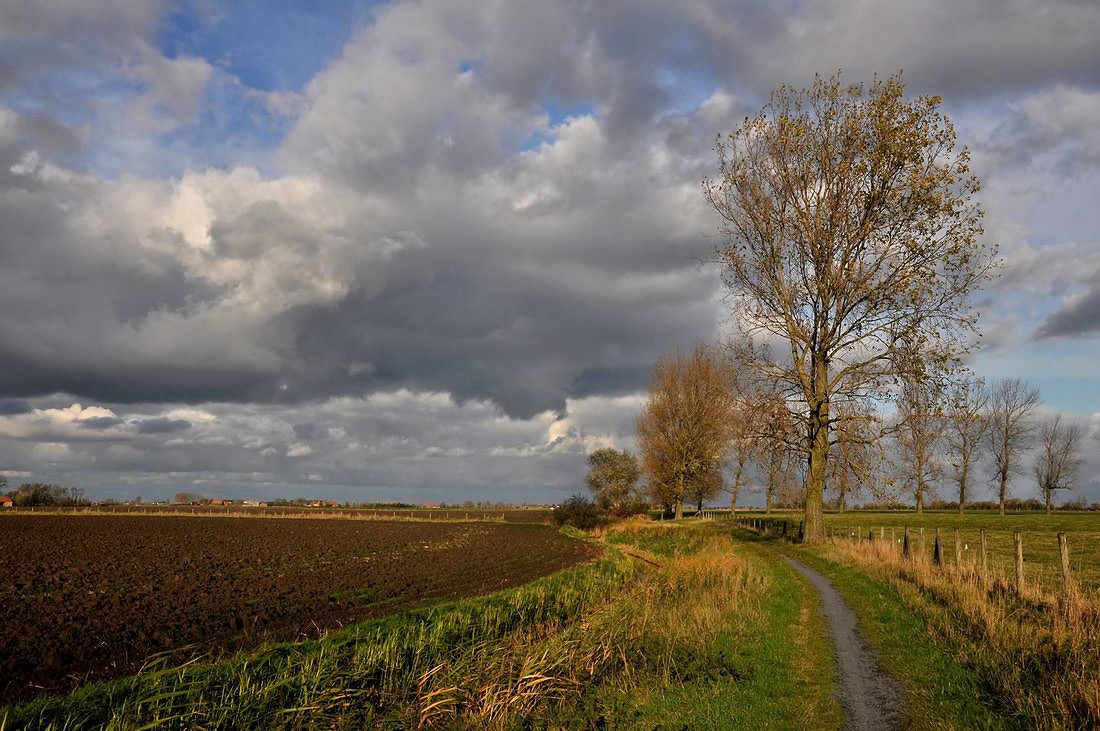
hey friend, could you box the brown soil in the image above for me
[0,514,596,705]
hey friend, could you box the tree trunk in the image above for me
[803,398,829,544]
[998,474,1007,516]
[730,459,744,515]
[958,462,968,514]
[674,474,684,520]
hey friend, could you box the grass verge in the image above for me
[550,521,841,729]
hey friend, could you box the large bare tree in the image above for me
[636,344,736,519]
[704,72,995,542]
[987,377,1041,515]
[1034,414,1083,514]
[943,375,990,513]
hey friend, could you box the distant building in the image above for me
[0,496,12,508]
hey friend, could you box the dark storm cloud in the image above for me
[721,0,1100,103]
[292,422,324,440]
[0,399,33,416]
[4,0,1097,423]
[278,237,717,419]
[1036,285,1100,340]
[133,417,191,435]
[79,416,123,430]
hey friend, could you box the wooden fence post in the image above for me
[903,527,911,558]
[933,527,943,566]
[1058,533,1075,593]
[1014,531,1024,591]
[980,529,988,580]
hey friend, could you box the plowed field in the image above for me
[0,514,597,705]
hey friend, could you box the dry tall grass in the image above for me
[412,526,766,728]
[823,537,1100,729]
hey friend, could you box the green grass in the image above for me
[724,509,1098,729]
[820,511,1100,591]
[727,510,1100,592]
[557,523,842,729]
[799,534,1100,729]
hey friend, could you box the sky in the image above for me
[1,0,1099,506]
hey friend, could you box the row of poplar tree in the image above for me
[587,347,1083,522]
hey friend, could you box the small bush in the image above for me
[553,495,605,531]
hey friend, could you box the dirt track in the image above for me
[783,556,903,730]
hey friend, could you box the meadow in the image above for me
[3,518,845,729]
[727,509,1100,591]
[820,510,1100,591]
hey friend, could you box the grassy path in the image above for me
[777,541,1018,729]
[782,555,903,730]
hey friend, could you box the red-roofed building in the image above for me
[0,496,13,508]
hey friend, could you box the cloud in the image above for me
[0,399,33,416]
[0,390,643,503]
[1035,281,1100,340]
[0,3,729,421]
[2,0,1100,504]
[133,417,191,435]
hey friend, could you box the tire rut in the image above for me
[783,556,903,731]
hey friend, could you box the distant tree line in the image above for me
[2,479,90,507]
[559,358,1091,529]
